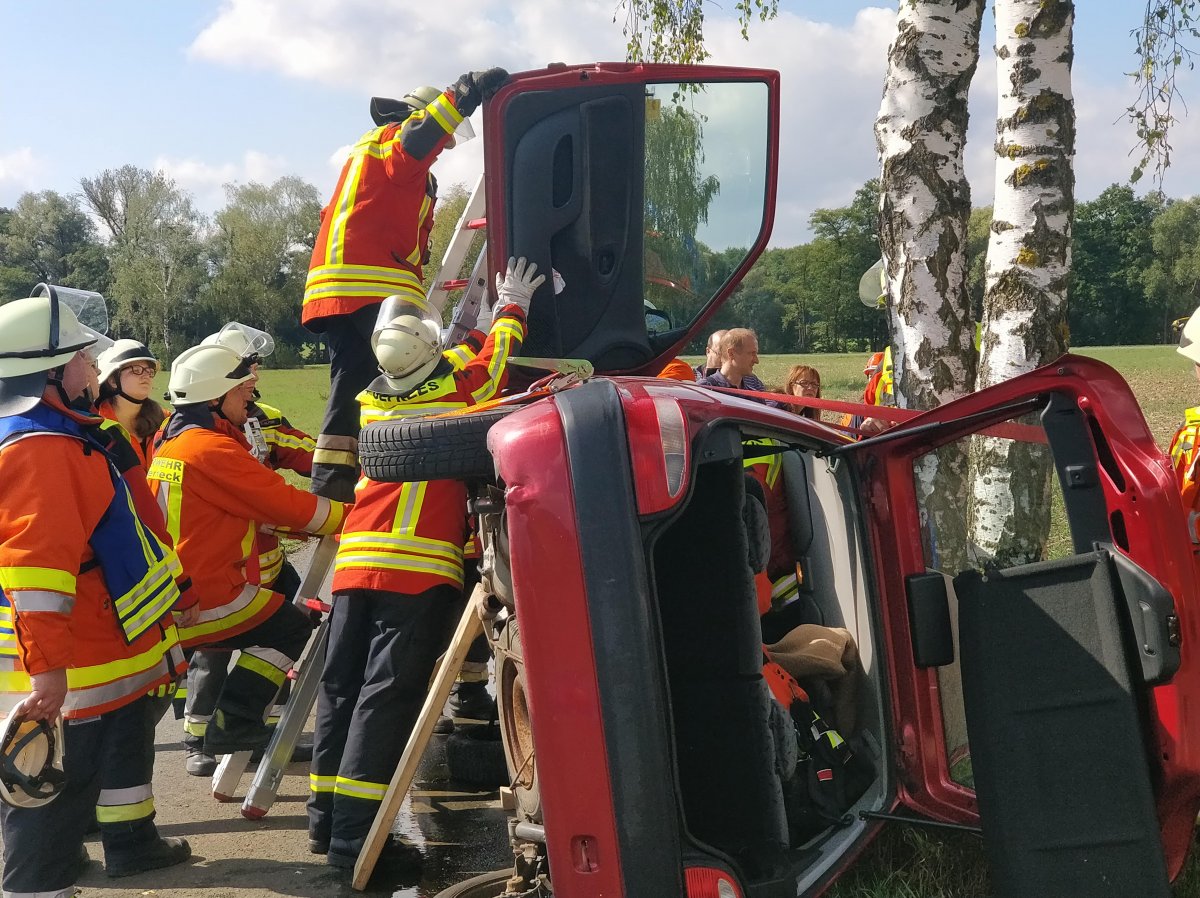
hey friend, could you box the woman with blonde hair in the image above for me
[783,364,822,421]
[96,339,166,469]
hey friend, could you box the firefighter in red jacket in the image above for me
[176,324,320,775]
[0,291,191,894]
[307,257,541,872]
[303,67,510,502]
[149,344,347,760]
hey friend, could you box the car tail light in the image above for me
[625,389,691,516]
[684,866,743,898]
[654,397,687,498]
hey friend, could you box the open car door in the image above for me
[480,62,779,375]
[840,354,1200,896]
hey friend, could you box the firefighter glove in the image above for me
[494,257,545,316]
[453,67,510,117]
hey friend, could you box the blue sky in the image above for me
[1,1,1195,246]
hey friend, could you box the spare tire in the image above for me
[359,407,514,483]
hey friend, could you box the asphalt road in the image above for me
[65,713,514,897]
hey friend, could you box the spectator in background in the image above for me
[699,328,784,410]
[694,330,725,381]
[783,364,822,421]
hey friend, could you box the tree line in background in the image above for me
[1,166,1198,363]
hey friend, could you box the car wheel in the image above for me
[497,617,542,824]
[432,869,516,898]
[358,407,514,483]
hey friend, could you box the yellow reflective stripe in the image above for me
[310,773,337,793]
[326,151,367,267]
[177,584,276,643]
[96,796,155,824]
[393,480,424,535]
[67,625,181,690]
[183,719,208,737]
[0,567,76,594]
[9,590,74,614]
[62,636,183,715]
[153,479,184,545]
[234,652,288,688]
[305,263,423,290]
[340,532,463,562]
[359,400,471,426]
[266,430,316,452]
[425,94,464,133]
[334,776,388,800]
[313,448,358,468]
[473,319,524,404]
[334,551,464,583]
[304,497,346,535]
[240,522,256,565]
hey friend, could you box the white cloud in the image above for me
[189,0,626,94]
[0,147,45,196]
[152,149,290,214]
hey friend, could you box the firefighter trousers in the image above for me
[188,599,314,747]
[1,695,162,897]
[179,561,303,741]
[307,585,459,846]
[312,304,380,502]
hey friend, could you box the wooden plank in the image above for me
[351,586,485,889]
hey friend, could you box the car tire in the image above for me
[497,617,542,824]
[358,407,514,483]
[445,729,509,789]
[432,869,516,898]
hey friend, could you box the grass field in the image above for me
[170,346,1199,896]
[236,343,1194,456]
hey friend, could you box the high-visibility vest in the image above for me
[0,403,185,718]
[1169,407,1200,490]
[333,310,525,595]
[301,89,465,328]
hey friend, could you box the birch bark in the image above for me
[875,0,985,575]
[970,0,1075,566]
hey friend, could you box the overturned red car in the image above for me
[360,62,1200,898]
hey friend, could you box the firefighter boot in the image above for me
[326,835,422,872]
[105,836,192,878]
[434,680,494,735]
[183,734,217,777]
[203,710,274,756]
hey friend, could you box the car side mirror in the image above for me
[645,308,671,336]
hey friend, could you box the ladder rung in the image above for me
[440,279,470,290]
[466,218,487,230]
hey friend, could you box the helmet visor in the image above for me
[32,283,109,337]
[216,322,274,359]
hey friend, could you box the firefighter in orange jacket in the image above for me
[177,324,318,776]
[0,290,191,893]
[149,343,347,759]
[303,67,510,503]
[307,257,539,871]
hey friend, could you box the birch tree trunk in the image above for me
[876,2,985,767]
[970,0,1075,566]
[875,0,985,573]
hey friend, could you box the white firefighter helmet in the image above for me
[371,294,443,390]
[167,344,256,405]
[858,259,886,310]
[0,288,101,416]
[201,322,275,360]
[97,339,158,385]
[0,712,66,809]
[1178,307,1200,365]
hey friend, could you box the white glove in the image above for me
[474,296,494,333]
[494,256,546,316]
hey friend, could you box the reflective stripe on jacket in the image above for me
[0,403,185,718]
[332,310,525,595]
[150,413,347,647]
[301,89,464,327]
